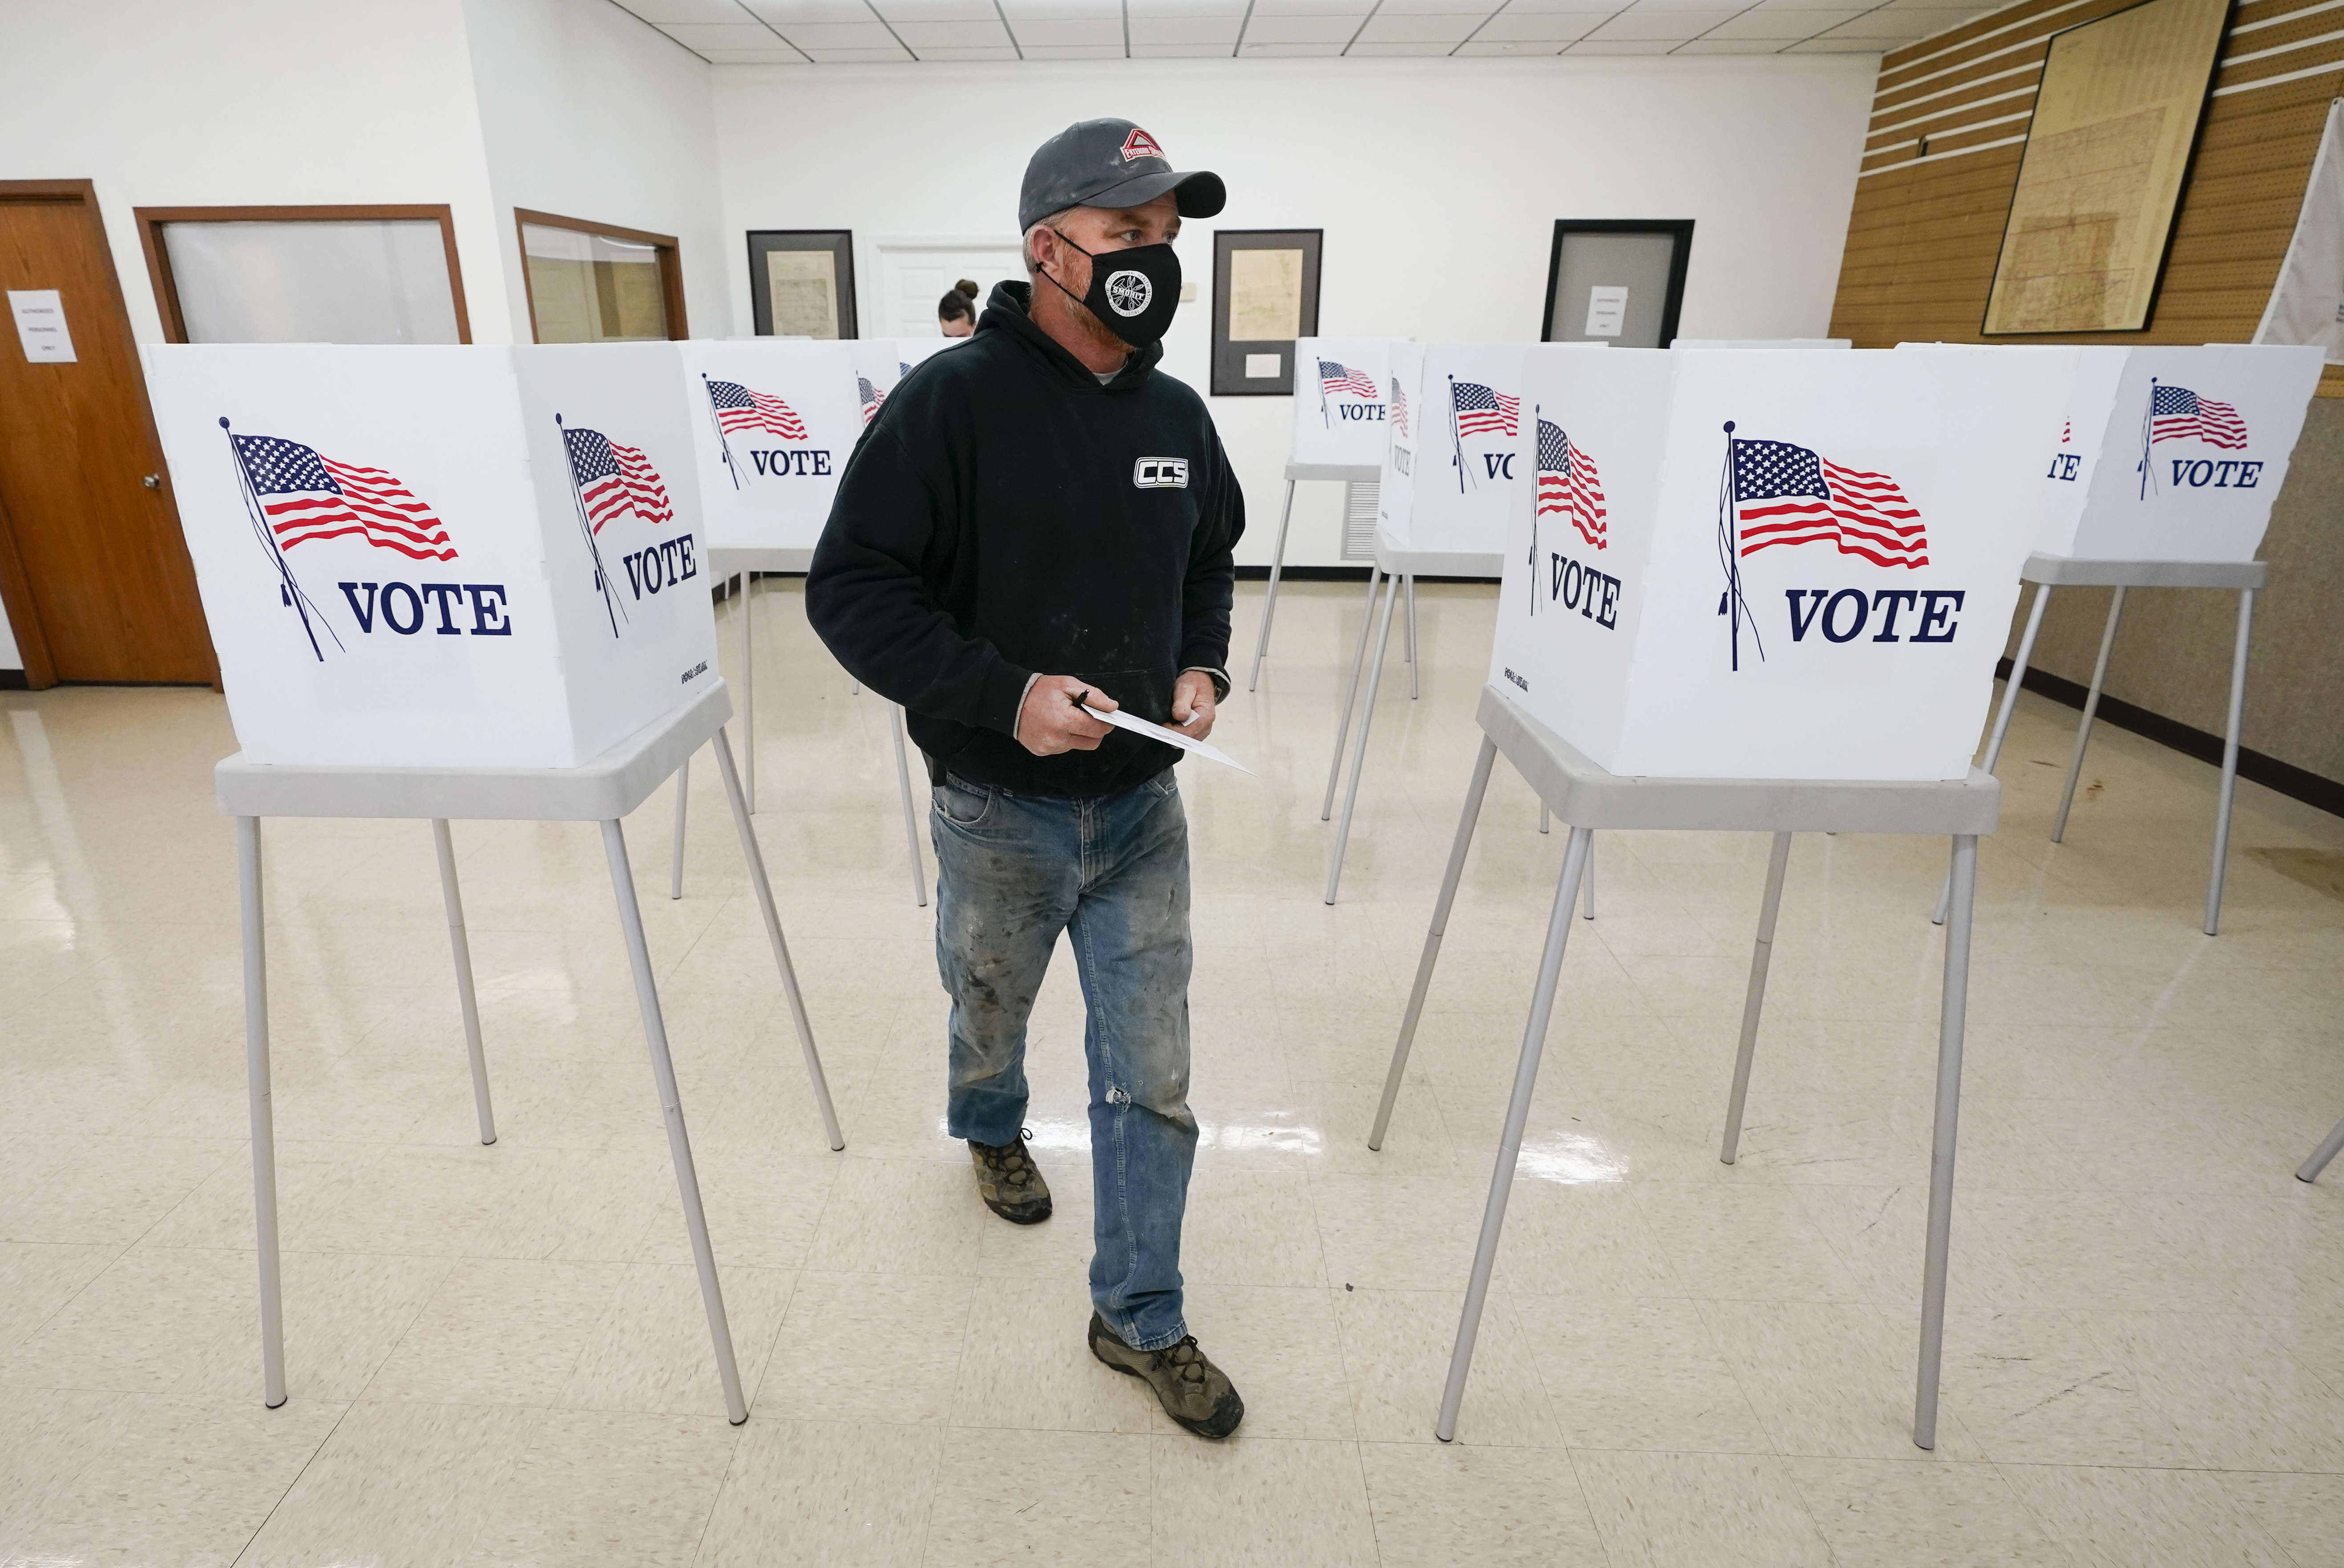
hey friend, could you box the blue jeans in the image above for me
[931,768,1197,1352]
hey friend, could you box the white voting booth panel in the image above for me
[848,335,966,424]
[1380,342,1528,554]
[1491,346,2068,782]
[146,344,717,771]
[1290,337,1395,467]
[2016,344,2323,562]
[679,340,862,555]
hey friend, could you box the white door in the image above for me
[872,239,1024,339]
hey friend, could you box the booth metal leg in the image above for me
[741,572,757,814]
[1915,832,1978,1451]
[1370,735,1498,1150]
[669,756,689,901]
[1539,805,1550,835]
[1326,571,1401,905]
[1437,826,1593,1442]
[1322,568,1385,821]
[2050,587,2126,844]
[1720,831,1793,1164]
[1936,584,2050,925]
[600,816,750,1424]
[2205,588,2254,937]
[1582,837,1596,920]
[432,819,496,1146]
[1247,479,1297,693]
[1405,574,1419,700]
[713,727,846,1152]
[888,702,928,909]
[239,816,287,1410]
[2297,1111,2344,1183]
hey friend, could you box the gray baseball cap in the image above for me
[1019,119,1226,233]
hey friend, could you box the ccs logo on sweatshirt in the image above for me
[1133,457,1189,490]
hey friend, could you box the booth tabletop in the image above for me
[2024,553,2267,590]
[1375,534,1504,579]
[214,679,732,823]
[707,547,815,575]
[1284,460,1381,483]
[1479,685,2001,836]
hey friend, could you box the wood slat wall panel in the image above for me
[1829,0,2344,389]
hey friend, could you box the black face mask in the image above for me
[1042,231,1181,349]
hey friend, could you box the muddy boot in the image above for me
[1088,1312,1244,1439]
[968,1130,1051,1225]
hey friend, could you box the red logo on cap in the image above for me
[1120,128,1164,163]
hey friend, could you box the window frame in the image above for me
[514,207,688,344]
[134,203,473,344]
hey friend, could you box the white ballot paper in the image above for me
[1083,704,1255,775]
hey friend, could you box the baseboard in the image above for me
[1999,657,2344,819]
[0,669,26,690]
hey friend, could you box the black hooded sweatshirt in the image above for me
[805,281,1245,798]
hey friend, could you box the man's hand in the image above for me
[1018,674,1117,756]
[1171,670,1218,741]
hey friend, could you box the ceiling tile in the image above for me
[1129,14,1244,40]
[1236,38,1350,51]
[1356,12,1479,39]
[1377,0,1508,13]
[1782,33,1885,48]
[1241,12,1364,38]
[1019,40,1131,52]
[1623,0,1756,12]
[654,21,794,46]
[1499,0,1621,10]
[1672,36,1792,49]
[878,0,1004,17]
[1564,36,1677,49]
[1471,10,1607,40]
[1702,8,1856,36]
[742,0,884,20]
[1349,38,1467,50]
[769,19,907,44]
[1249,0,1377,15]
[1820,8,1968,36]
[890,16,1013,42]
[898,42,1024,53]
[1453,36,1567,50]
[1584,8,1734,36]
[611,0,761,22]
[699,44,818,58]
[799,43,920,55]
[1011,16,1127,41]
[1131,40,1239,51]
[999,0,1123,15]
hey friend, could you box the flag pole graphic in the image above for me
[1320,365,1331,429]
[1449,375,1468,494]
[703,374,741,491]
[1527,404,1540,618]
[1714,421,1763,673]
[2138,376,2156,500]
[557,414,626,637]
[220,418,340,662]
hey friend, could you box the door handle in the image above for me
[142,474,160,489]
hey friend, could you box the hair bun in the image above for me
[954,279,981,297]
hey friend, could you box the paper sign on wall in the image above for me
[9,290,76,363]
[1584,287,1629,338]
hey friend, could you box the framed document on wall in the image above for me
[1541,220,1692,347]
[1982,0,2230,335]
[1211,229,1321,396]
[749,230,857,339]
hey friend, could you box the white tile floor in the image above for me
[4,578,2344,1566]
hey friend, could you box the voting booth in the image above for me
[679,340,862,555]
[1378,341,1528,555]
[145,343,717,771]
[1489,345,2069,783]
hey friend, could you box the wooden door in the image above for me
[0,181,215,686]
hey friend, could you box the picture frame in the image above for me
[1540,220,1693,348]
[1211,229,1321,396]
[748,230,857,340]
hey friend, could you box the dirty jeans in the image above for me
[931,767,1197,1353]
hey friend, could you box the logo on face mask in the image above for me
[1105,270,1152,317]
[1121,128,1164,162]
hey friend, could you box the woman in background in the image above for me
[938,279,981,336]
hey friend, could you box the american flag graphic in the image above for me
[1391,381,1409,440]
[1733,438,1928,569]
[1453,381,1519,440]
[1535,420,1607,550]
[1319,360,1377,399]
[229,435,456,561]
[2149,384,2248,449]
[857,376,885,425]
[706,379,808,441]
[564,428,674,534]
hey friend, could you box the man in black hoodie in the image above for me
[806,120,1245,1440]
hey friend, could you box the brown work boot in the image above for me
[1088,1311,1245,1439]
[968,1130,1051,1224]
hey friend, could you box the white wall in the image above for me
[461,0,732,340]
[714,55,1877,566]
